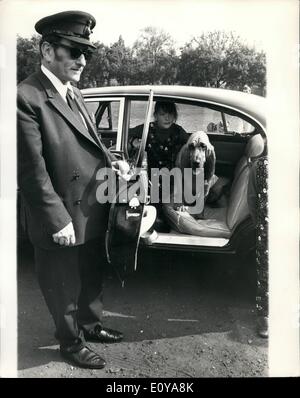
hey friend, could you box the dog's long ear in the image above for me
[195,131,214,154]
[204,148,216,181]
[175,144,189,171]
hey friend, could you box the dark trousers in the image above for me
[34,239,105,352]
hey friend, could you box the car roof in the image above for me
[82,85,266,129]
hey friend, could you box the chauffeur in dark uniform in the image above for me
[18,11,125,369]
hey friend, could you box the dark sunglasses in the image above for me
[53,43,93,61]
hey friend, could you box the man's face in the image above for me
[47,43,87,84]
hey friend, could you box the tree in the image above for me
[105,36,133,85]
[17,35,40,83]
[178,31,266,92]
[80,37,134,87]
[16,29,266,94]
[131,26,177,84]
[79,41,110,88]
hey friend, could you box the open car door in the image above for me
[105,90,155,285]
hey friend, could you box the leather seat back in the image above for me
[227,134,264,230]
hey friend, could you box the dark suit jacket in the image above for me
[17,70,115,249]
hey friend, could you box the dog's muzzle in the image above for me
[191,161,205,175]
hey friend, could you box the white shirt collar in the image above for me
[41,65,74,101]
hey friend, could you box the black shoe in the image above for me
[84,325,123,343]
[60,346,106,369]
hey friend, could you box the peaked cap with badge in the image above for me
[17,10,114,249]
[17,10,128,368]
[35,10,96,49]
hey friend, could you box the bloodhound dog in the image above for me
[162,131,230,233]
[175,130,217,200]
[162,131,218,224]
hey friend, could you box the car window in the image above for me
[85,101,99,115]
[177,103,221,133]
[85,98,125,151]
[127,99,154,160]
[129,100,149,128]
[125,99,254,135]
[102,102,120,130]
[126,99,255,159]
[85,100,121,130]
[176,103,254,135]
[225,115,254,134]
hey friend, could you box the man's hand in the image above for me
[176,205,189,212]
[52,222,76,246]
[111,160,131,181]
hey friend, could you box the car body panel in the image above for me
[82,86,265,260]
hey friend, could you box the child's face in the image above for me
[155,110,175,130]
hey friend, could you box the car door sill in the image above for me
[142,231,229,248]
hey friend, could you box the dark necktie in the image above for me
[66,89,84,124]
[66,88,103,150]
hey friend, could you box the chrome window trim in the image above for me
[84,93,266,134]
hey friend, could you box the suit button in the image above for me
[74,200,82,205]
[72,170,80,181]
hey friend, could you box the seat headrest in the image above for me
[245,134,264,158]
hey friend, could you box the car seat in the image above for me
[162,133,265,238]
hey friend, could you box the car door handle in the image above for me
[126,210,141,219]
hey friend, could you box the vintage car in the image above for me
[81,85,267,273]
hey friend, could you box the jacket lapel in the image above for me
[35,71,101,149]
[74,89,115,165]
[73,92,102,146]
